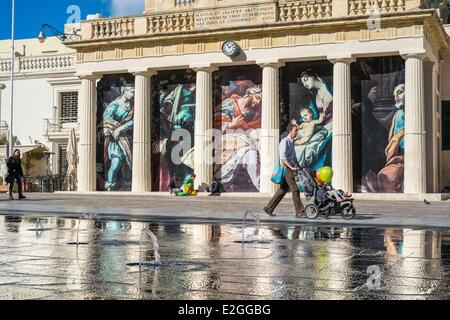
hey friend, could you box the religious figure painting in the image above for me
[213,65,262,192]
[96,74,135,191]
[280,61,334,172]
[351,56,405,193]
[151,69,196,191]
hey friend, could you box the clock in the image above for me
[222,40,240,57]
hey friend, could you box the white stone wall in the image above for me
[0,78,53,148]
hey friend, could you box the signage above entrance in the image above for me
[195,3,277,30]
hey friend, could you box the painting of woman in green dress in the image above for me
[97,74,135,191]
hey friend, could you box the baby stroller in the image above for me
[297,168,356,220]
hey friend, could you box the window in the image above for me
[442,101,450,150]
[60,92,78,122]
[58,145,68,176]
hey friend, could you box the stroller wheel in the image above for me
[305,204,320,220]
[342,205,356,220]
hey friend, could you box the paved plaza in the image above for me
[0,193,449,228]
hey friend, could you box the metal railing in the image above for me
[23,175,76,193]
[43,117,79,136]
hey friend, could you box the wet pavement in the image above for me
[0,214,449,300]
[0,193,449,229]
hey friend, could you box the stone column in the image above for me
[132,71,155,193]
[193,66,217,191]
[403,53,427,194]
[259,62,283,195]
[78,74,100,192]
[329,57,354,192]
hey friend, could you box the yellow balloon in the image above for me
[316,166,333,184]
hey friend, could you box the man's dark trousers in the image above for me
[266,167,304,215]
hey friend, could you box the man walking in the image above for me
[264,123,305,217]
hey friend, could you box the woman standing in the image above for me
[6,149,26,200]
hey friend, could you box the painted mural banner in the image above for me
[151,69,196,192]
[96,74,135,192]
[213,65,262,192]
[351,56,405,193]
[280,61,334,173]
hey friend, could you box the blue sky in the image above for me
[0,0,145,40]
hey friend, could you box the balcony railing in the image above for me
[43,117,79,136]
[0,60,11,73]
[91,18,135,39]
[175,0,195,7]
[0,54,75,76]
[79,0,442,41]
[279,0,333,22]
[19,54,75,72]
[348,0,406,15]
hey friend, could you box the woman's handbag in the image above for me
[271,161,286,184]
[4,174,13,184]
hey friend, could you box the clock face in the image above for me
[222,41,239,57]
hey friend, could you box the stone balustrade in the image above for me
[147,13,195,34]
[348,0,406,15]
[0,54,75,75]
[77,0,432,41]
[91,18,135,39]
[175,0,195,7]
[279,0,333,22]
[19,54,75,72]
[0,60,11,73]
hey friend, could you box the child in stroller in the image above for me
[297,168,356,220]
[321,184,352,203]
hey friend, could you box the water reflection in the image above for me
[4,216,22,233]
[0,215,449,300]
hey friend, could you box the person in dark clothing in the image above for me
[169,176,180,195]
[6,149,26,201]
[209,177,224,196]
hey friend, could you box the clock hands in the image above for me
[222,41,239,57]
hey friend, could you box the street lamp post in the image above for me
[9,0,15,157]
[38,24,81,43]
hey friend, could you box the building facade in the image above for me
[0,37,78,176]
[53,0,450,196]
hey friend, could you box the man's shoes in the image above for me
[263,207,276,217]
[19,195,26,200]
[295,211,305,218]
[9,196,14,201]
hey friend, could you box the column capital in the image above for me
[77,73,102,81]
[257,60,285,69]
[190,64,218,73]
[400,51,427,61]
[129,68,158,77]
[328,54,355,65]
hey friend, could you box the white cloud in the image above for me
[110,0,145,17]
